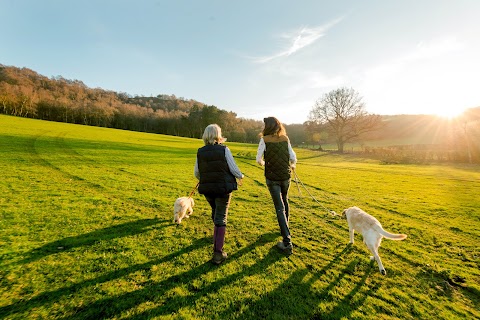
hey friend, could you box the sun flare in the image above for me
[433,107,466,119]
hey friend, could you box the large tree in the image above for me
[309,87,383,153]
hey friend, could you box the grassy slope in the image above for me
[0,115,479,319]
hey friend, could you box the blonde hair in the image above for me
[202,124,226,145]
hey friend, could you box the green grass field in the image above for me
[1,114,479,319]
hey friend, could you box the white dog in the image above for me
[342,206,407,275]
[173,197,194,224]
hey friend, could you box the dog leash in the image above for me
[188,182,199,198]
[293,169,302,197]
[292,168,337,216]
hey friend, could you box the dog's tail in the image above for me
[378,228,407,240]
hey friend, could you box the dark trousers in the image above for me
[266,178,291,245]
[204,193,232,227]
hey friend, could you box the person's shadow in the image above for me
[126,234,283,319]
[52,232,281,320]
[214,244,379,319]
[0,231,281,320]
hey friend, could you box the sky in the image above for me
[1,0,480,124]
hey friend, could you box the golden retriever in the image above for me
[342,206,407,275]
[174,197,194,224]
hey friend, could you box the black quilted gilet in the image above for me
[197,144,237,195]
[264,141,291,181]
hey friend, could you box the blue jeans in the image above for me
[204,193,232,227]
[266,178,291,245]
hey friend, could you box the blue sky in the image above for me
[2,1,479,124]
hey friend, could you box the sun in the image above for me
[433,107,466,119]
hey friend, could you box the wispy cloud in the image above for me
[253,17,343,64]
[403,37,464,62]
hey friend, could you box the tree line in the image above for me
[0,64,268,143]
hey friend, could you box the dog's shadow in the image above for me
[13,218,169,265]
[312,257,380,319]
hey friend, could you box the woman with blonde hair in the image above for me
[256,117,297,254]
[194,124,244,264]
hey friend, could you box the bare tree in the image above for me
[309,87,383,153]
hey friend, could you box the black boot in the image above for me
[277,241,293,255]
[276,210,292,254]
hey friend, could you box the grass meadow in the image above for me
[0,114,479,319]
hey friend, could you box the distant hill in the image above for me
[365,114,452,144]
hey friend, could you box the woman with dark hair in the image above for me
[256,117,297,254]
[195,124,244,265]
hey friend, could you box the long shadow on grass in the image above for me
[13,218,169,266]
[312,260,380,319]
[216,244,354,319]
[0,234,211,319]
[127,236,283,319]
[57,232,279,320]
[385,248,480,310]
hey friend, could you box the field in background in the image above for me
[1,115,479,319]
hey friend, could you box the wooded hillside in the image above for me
[0,64,263,142]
